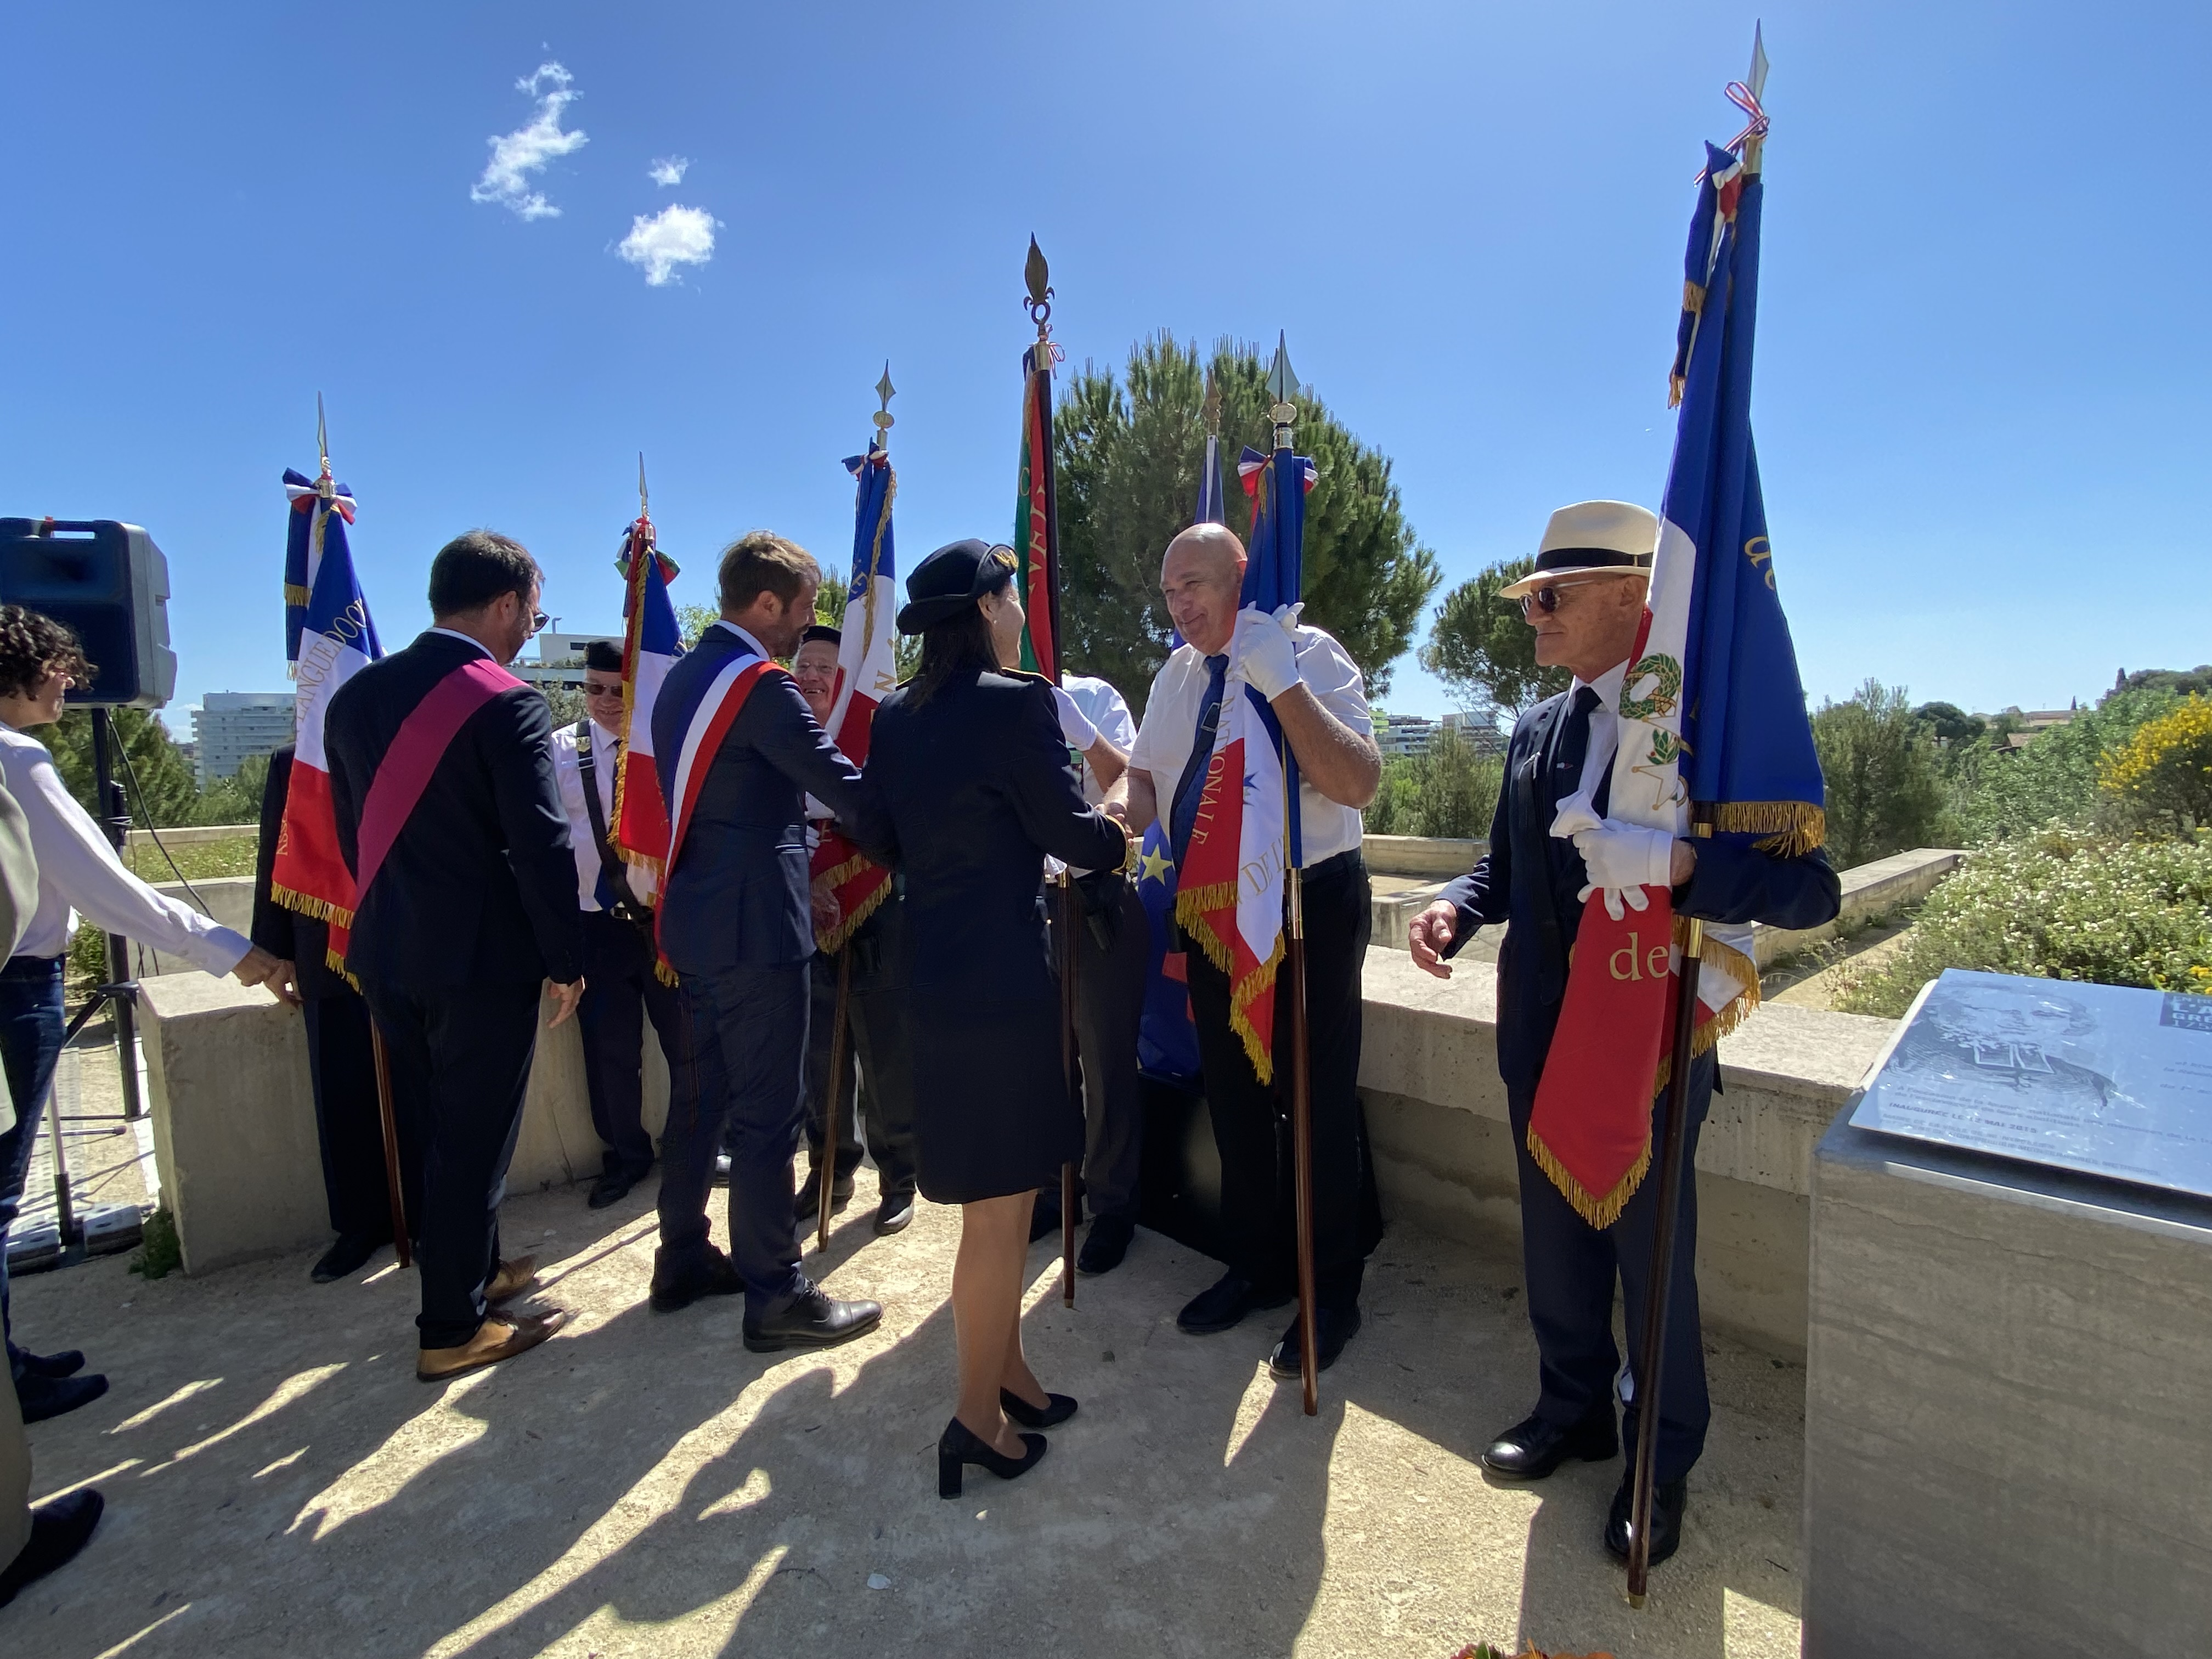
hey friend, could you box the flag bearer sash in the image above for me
[331,656,521,975]
[654,642,784,975]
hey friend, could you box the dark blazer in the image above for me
[651,622,895,974]
[866,665,1130,1201]
[250,746,350,1000]
[1439,685,1842,1092]
[324,630,583,991]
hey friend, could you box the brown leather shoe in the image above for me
[416,1310,567,1383]
[486,1255,538,1306]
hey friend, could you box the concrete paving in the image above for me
[7,1168,1806,1658]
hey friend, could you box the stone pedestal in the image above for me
[1804,1111,2212,1657]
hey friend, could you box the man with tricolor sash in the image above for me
[646,532,894,1353]
[324,532,586,1383]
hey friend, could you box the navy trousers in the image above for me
[577,909,680,1178]
[301,986,416,1242]
[657,962,810,1317]
[0,955,64,1384]
[359,977,541,1350]
[1508,1047,1717,1485]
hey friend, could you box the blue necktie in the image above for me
[1169,654,1231,864]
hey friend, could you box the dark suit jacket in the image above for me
[250,745,351,1000]
[1439,685,1842,1093]
[651,622,895,974]
[324,630,583,991]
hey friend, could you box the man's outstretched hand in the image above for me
[545,978,585,1029]
[1408,900,1460,979]
[233,945,302,1008]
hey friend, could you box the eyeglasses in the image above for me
[584,681,625,699]
[528,610,550,634]
[1518,578,1609,617]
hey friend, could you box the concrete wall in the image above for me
[126,823,255,851]
[1751,845,1962,969]
[138,972,669,1276]
[1362,835,1486,877]
[138,876,255,979]
[1356,946,1898,1357]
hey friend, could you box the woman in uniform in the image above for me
[865,540,1128,1498]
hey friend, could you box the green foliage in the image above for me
[2115,663,2212,699]
[1912,701,1985,750]
[1811,680,1947,867]
[1419,555,1571,719]
[46,707,198,829]
[1956,686,2177,845]
[1836,831,2212,1018]
[1362,731,1503,840]
[2097,695,2212,834]
[120,835,258,883]
[129,1205,182,1279]
[1055,334,1441,709]
[676,602,718,649]
[192,751,268,827]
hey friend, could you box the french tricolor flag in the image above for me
[612,515,680,895]
[271,468,381,935]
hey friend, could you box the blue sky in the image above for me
[2,2,2206,731]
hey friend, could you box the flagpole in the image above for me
[1266,342,1321,1417]
[1024,239,1080,1308]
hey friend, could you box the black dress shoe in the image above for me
[648,1248,745,1313]
[1001,1387,1078,1429]
[873,1193,915,1235]
[311,1232,386,1283]
[1267,1305,1363,1378]
[15,1348,84,1380]
[1604,1475,1688,1566]
[792,1175,855,1223]
[1176,1272,1293,1335]
[938,1417,1047,1498]
[0,1488,104,1607]
[1479,1407,1620,1480]
[588,1167,647,1210]
[743,1282,882,1353]
[1076,1215,1133,1276]
[18,1371,109,1424]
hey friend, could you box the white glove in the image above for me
[1572,819,1675,921]
[1051,684,1099,750]
[1227,606,1301,701]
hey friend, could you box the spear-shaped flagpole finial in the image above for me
[1748,20,1769,101]
[637,452,650,520]
[315,392,336,500]
[1024,235,1054,341]
[873,360,896,448]
[1266,331,1299,448]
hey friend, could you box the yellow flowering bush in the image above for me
[1837,829,2212,1019]
[2099,695,2212,832]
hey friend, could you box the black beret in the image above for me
[799,623,842,648]
[897,538,1018,634]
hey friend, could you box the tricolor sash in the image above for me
[656,644,785,975]
[331,656,521,975]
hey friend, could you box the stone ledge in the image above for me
[1752,845,1962,968]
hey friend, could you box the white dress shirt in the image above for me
[1128,624,1374,866]
[426,626,493,658]
[551,718,623,911]
[0,725,251,971]
[1569,657,1630,808]
[1054,674,1137,807]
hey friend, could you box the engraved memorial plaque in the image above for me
[1849,969,2212,1199]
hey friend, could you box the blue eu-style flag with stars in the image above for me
[1135,821,1201,1085]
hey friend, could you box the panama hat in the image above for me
[896,538,1020,634]
[1498,501,1659,600]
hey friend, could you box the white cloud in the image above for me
[471,62,588,220]
[648,156,689,187]
[618,205,717,285]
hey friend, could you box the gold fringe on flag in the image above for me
[1525,1123,1653,1231]
[322,944,361,993]
[1709,799,1826,857]
[1174,885,1285,1086]
[654,960,679,988]
[1649,915,1762,1093]
[284,584,311,607]
[269,882,354,929]
[810,851,892,955]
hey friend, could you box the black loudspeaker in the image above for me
[0,518,178,708]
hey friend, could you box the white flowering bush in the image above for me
[1836,828,2212,1018]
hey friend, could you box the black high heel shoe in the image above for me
[1000,1388,1079,1429]
[938,1417,1047,1498]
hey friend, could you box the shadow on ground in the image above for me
[4,1165,1802,1658]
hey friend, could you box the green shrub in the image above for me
[1812,680,1946,865]
[2098,695,2212,834]
[1363,730,1501,839]
[130,1205,181,1279]
[1957,686,2176,844]
[1836,831,2212,1018]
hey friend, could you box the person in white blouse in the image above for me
[0,606,290,1425]
[550,640,679,1211]
[1102,524,1385,1378]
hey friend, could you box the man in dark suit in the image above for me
[251,744,420,1283]
[1407,500,1842,1567]
[650,532,894,1353]
[325,531,585,1384]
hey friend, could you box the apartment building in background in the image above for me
[191,692,295,785]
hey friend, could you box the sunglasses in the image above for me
[584,681,625,698]
[528,610,551,633]
[1518,578,1609,617]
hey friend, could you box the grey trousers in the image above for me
[0,1352,28,1568]
[1048,880,1148,1221]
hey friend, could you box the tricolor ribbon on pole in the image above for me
[1525,76,1824,1229]
[271,426,382,966]
[811,381,900,953]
